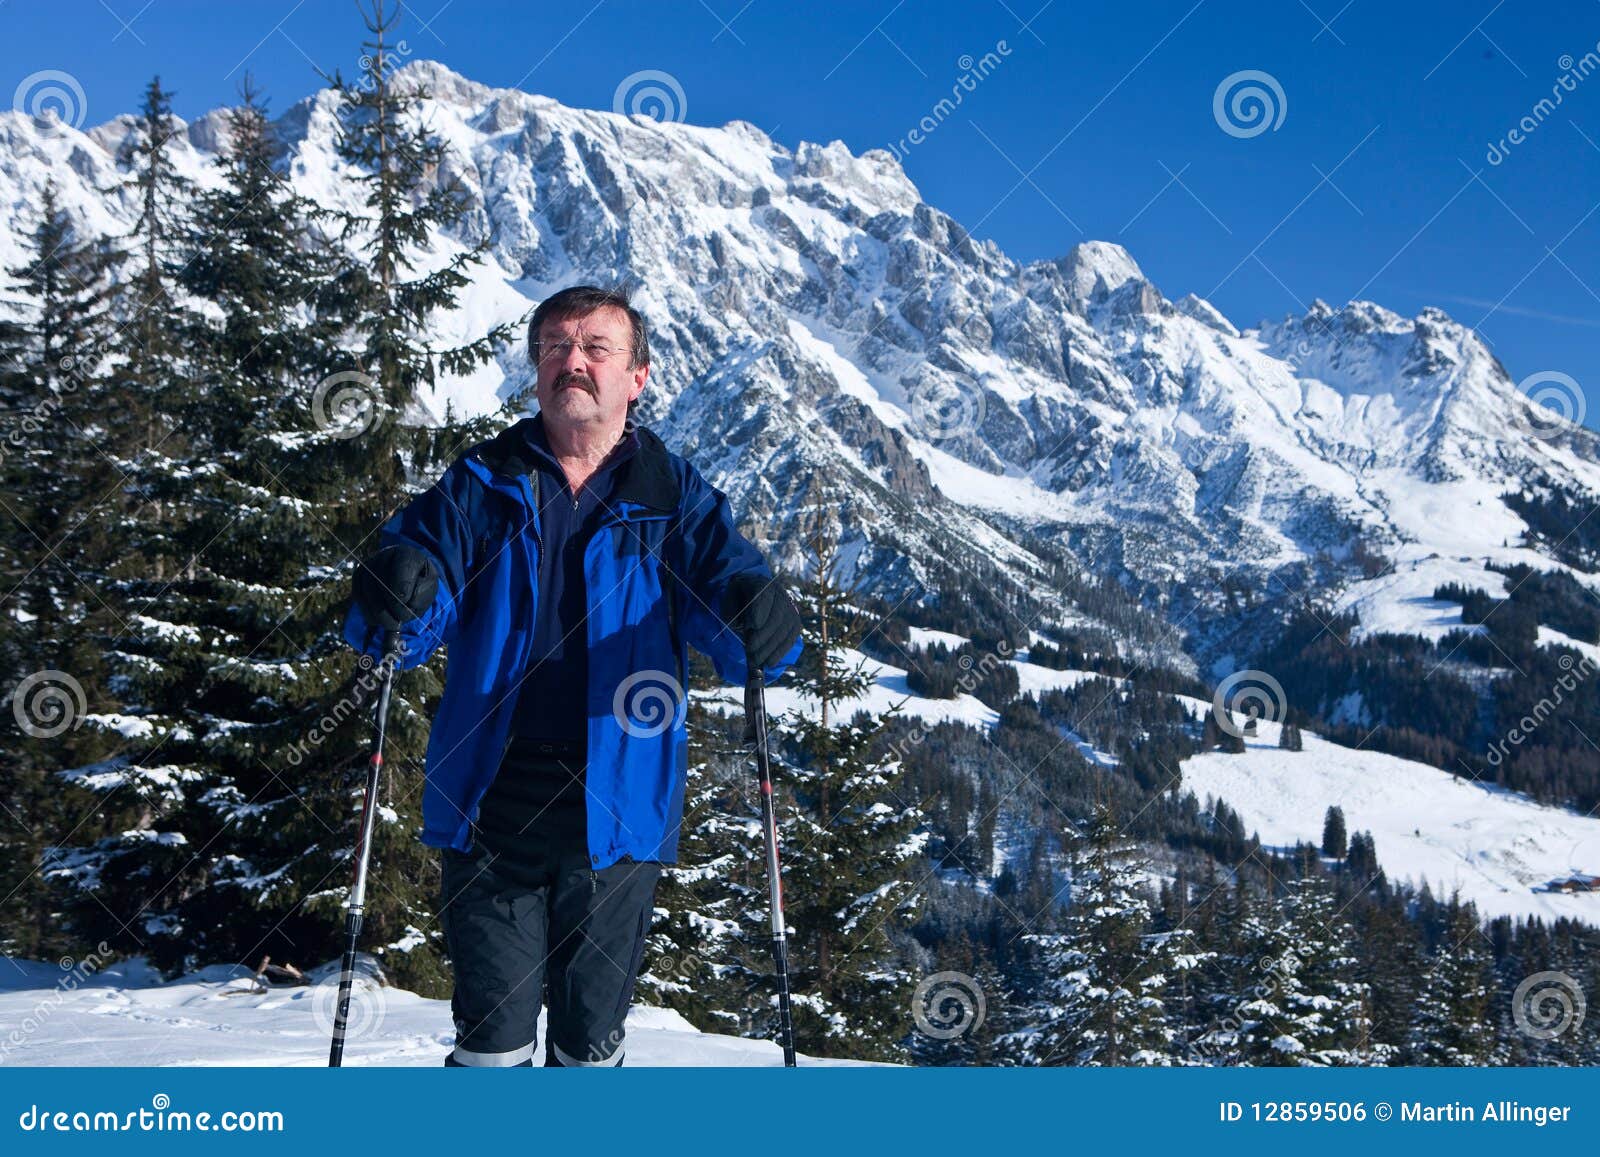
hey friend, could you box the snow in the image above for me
[698,645,999,731]
[0,956,873,1067]
[905,625,967,649]
[1181,722,1600,927]
[1336,554,1504,642]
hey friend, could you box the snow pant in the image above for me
[437,738,661,1067]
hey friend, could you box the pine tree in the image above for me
[105,76,197,580]
[0,182,121,961]
[1006,805,1198,1065]
[1321,805,1347,859]
[1278,720,1303,751]
[639,702,771,1036]
[1408,896,1500,1064]
[271,3,517,993]
[764,505,928,1060]
[1233,877,1374,1065]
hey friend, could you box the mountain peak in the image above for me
[1054,240,1145,305]
[389,58,492,106]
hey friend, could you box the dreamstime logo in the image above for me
[1487,43,1600,165]
[311,371,382,440]
[612,669,686,738]
[1189,945,1306,1062]
[613,70,687,124]
[284,648,407,768]
[911,971,985,1039]
[14,70,88,131]
[907,376,985,441]
[12,670,86,738]
[1211,669,1286,738]
[1486,650,1594,767]
[356,38,412,95]
[310,974,387,1042]
[1212,70,1286,139]
[1516,370,1585,439]
[885,38,1013,160]
[650,949,703,980]
[1511,970,1586,1040]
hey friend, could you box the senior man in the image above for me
[344,284,802,1066]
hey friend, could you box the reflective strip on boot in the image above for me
[448,1041,537,1067]
[551,1039,624,1067]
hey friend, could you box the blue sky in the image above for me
[9,0,1600,428]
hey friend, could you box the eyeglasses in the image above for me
[532,339,633,365]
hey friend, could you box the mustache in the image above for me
[553,372,596,395]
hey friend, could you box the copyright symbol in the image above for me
[1374,1102,1392,1121]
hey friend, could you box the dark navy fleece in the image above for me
[512,413,640,746]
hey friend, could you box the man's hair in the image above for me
[528,285,650,415]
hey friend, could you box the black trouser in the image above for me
[438,738,661,1067]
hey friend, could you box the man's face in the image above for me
[533,306,647,434]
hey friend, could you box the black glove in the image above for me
[352,545,439,631]
[722,573,801,671]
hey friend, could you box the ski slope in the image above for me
[0,956,864,1067]
[1180,720,1600,927]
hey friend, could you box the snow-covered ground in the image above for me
[0,956,860,1067]
[1181,720,1600,926]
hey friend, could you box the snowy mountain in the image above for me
[3,58,1598,667]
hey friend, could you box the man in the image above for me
[343,285,802,1067]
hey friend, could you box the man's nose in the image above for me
[553,342,589,371]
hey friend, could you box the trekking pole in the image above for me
[329,630,401,1068]
[743,660,797,1067]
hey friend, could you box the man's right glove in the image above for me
[352,545,439,631]
[722,573,802,671]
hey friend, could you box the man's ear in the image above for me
[628,363,649,405]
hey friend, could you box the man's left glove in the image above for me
[722,573,802,671]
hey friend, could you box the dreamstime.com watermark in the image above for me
[1210,668,1287,738]
[1486,42,1600,165]
[884,39,1013,161]
[17,1094,283,1133]
[0,355,95,469]
[612,668,687,738]
[1485,651,1595,767]
[1,943,114,1061]
[284,647,406,767]
[614,69,687,123]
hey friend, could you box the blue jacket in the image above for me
[342,417,802,868]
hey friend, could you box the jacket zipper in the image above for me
[509,467,673,873]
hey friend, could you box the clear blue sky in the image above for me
[8,0,1600,428]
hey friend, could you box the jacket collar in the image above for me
[473,413,680,514]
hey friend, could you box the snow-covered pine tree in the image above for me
[51,77,382,974]
[35,74,208,960]
[765,505,928,1061]
[1233,876,1376,1066]
[282,0,518,993]
[105,76,197,580]
[1005,804,1193,1065]
[1408,895,1501,1064]
[0,181,121,960]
